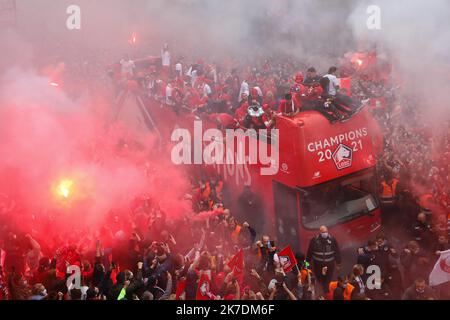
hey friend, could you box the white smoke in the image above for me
[348,0,450,123]
[9,0,357,68]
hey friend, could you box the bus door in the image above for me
[273,181,301,253]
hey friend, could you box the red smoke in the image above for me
[191,208,225,222]
[0,68,191,235]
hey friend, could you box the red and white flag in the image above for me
[227,249,244,276]
[429,249,450,286]
[278,246,298,273]
[196,273,212,300]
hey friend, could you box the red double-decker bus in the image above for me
[113,59,384,254]
[190,108,384,253]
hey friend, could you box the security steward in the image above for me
[306,226,341,295]
[379,173,400,205]
[328,276,357,300]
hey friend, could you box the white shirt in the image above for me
[323,74,340,96]
[203,83,212,97]
[253,86,263,97]
[120,59,135,76]
[161,50,171,67]
[190,70,198,86]
[165,84,173,105]
[185,66,193,77]
[175,62,183,76]
[239,80,249,99]
[210,68,218,84]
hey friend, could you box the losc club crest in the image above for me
[279,256,292,270]
[332,144,353,170]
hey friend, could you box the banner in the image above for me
[227,249,244,276]
[429,249,450,287]
[278,246,298,273]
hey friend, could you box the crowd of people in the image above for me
[0,45,449,301]
[116,46,367,131]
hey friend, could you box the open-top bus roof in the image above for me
[274,108,381,188]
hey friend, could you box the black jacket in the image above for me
[402,285,436,300]
[306,235,341,265]
[356,246,390,277]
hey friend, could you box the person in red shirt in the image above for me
[278,93,299,117]
[250,87,264,105]
[263,91,277,111]
[291,72,306,110]
[234,93,250,125]
[172,81,185,114]
[302,81,324,108]
[301,81,341,123]
[184,84,202,112]
[209,113,238,130]
[155,79,167,101]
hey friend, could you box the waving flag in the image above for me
[227,249,244,275]
[339,77,352,96]
[196,273,212,300]
[175,279,186,300]
[278,246,298,273]
[429,249,450,286]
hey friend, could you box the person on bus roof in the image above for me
[322,67,340,97]
[290,73,305,111]
[235,93,250,125]
[161,44,171,80]
[278,93,299,117]
[303,67,321,86]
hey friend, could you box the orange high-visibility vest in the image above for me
[300,269,312,285]
[329,281,355,300]
[380,179,399,198]
[201,182,211,200]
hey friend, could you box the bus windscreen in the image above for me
[300,173,379,229]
